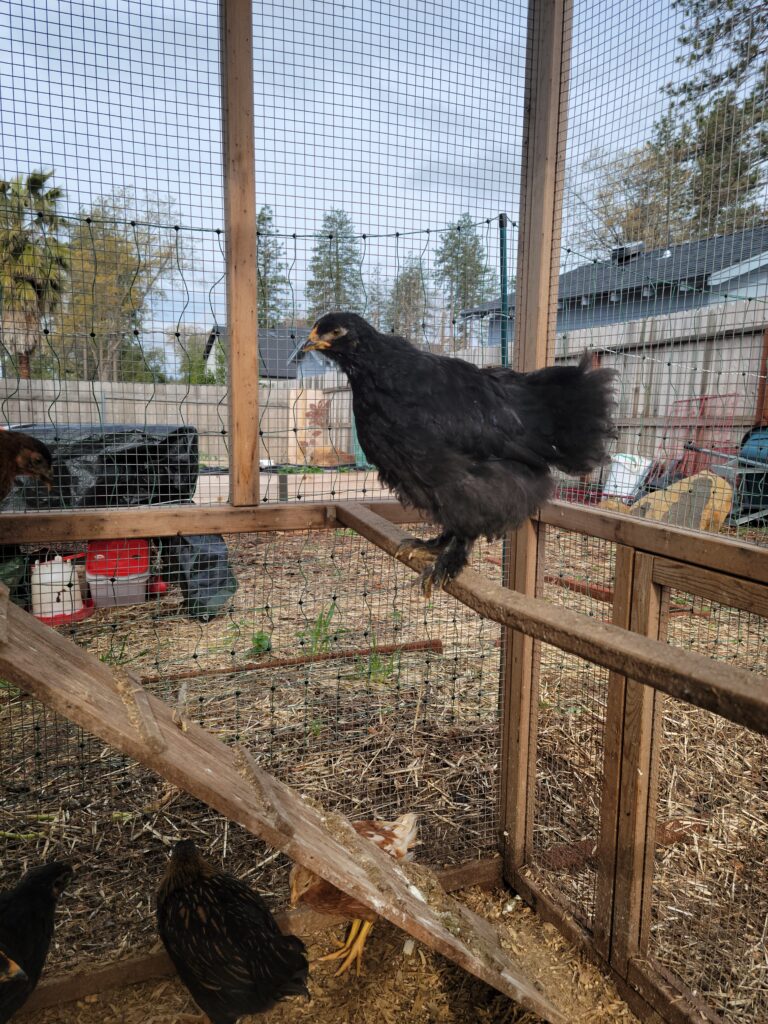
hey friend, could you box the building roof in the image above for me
[205,326,304,379]
[465,224,768,316]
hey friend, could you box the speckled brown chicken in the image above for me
[156,840,308,1024]
[289,813,418,976]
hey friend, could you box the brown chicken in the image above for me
[0,430,54,500]
[289,813,418,976]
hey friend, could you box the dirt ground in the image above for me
[20,888,638,1024]
[4,526,767,1022]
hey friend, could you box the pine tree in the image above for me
[387,257,430,342]
[257,205,290,327]
[434,213,490,341]
[363,264,390,331]
[305,209,364,321]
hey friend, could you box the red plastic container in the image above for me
[86,539,151,608]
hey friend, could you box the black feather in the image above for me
[0,862,73,1024]
[305,313,616,587]
[156,841,308,1024]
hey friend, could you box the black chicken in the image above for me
[303,312,616,594]
[0,430,54,502]
[156,840,308,1024]
[0,861,73,1023]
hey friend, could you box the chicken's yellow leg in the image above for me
[334,919,375,977]
[317,918,363,962]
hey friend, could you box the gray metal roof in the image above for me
[206,325,303,379]
[466,224,768,315]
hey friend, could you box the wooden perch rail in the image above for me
[335,503,768,735]
[0,588,562,1024]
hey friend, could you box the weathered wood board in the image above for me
[0,589,563,1023]
[335,503,768,735]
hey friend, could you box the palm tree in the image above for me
[0,170,68,379]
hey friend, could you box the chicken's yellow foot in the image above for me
[316,918,363,963]
[333,919,375,977]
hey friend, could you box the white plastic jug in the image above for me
[31,555,84,621]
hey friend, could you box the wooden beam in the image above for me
[0,605,563,1024]
[593,544,635,959]
[0,582,7,644]
[500,0,573,883]
[0,499,423,544]
[0,503,330,543]
[626,959,724,1024]
[336,503,768,734]
[610,553,666,975]
[539,501,768,585]
[221,0,260,506]
[21,858,503,1015]
[755,327,768,427]
[500,520,545,870]
[651,557,768,617]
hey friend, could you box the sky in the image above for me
[0,0,688,351]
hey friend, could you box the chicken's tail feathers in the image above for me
[390,812,420,860]
[527,351,617,475]
[366,812,419,860]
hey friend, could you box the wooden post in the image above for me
[755,327,768,427]
[593,544,635,958]
[221,0,260,506]
[500,0,573,877]
[609,552,667,974]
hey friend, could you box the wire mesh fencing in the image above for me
[0,526,505,976]
[649,593,768,1024]
[554,0,768,545]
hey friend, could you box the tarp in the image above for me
[159,534,238,622]
[1,424,235,621]
[0,423,198,511]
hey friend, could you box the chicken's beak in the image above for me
[301,327,332,353]
[39,468,55,492]
[1,957,27,983]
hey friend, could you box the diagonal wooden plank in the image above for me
[0,589,563,1024]
[335,503,768,735]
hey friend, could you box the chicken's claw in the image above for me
[413,562,449,599]
[395,538,423,561]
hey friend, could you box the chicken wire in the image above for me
[528,525,615,931]
[0,0,529,513]
[649,593,768,1024]
[551,0,768,545]
[0,528,505,974]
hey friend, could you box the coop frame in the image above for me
[2,0,767,1021]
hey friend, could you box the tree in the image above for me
[172,327,215,384]
[0,170,68,379]
[683,92,765,235]
[666,0,767,235]
[305,209,364,320]
[567,117,693,257]
[387,257,430,342]
[57,189,178,381]
[257,205,290,327]
[433,213,491,341]
[668,0,768,112]
[363,264,390,331]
